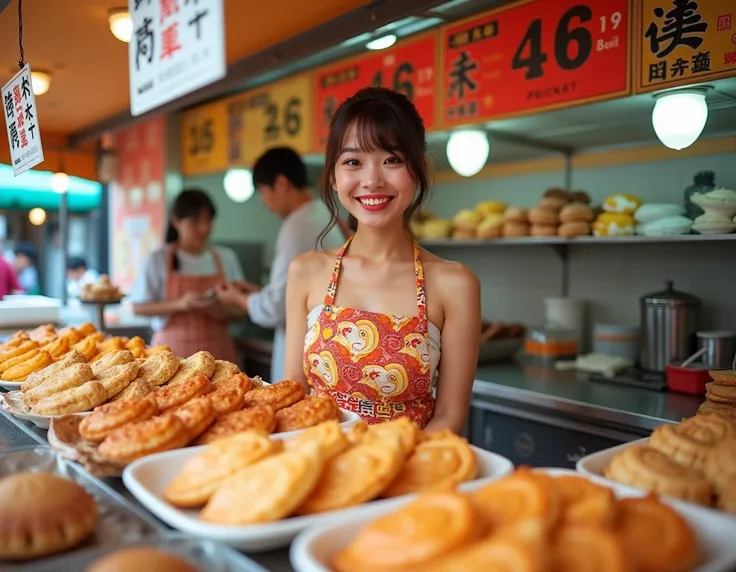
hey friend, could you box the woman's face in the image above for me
[173,210,213,249]
[332,123,416,231]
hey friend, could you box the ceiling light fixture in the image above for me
[51,172,70,194]
[223,168,254,203]
[28,208,46,226]
[366,34,397,50]
[446,130,490,177]
[108,8,132,43]
[651,87,710,151]
[30,71,51,96]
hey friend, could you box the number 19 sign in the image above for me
[440,0,631,128]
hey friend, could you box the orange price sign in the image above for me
[181,99,229,176]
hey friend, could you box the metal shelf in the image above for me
[421,234,736,248]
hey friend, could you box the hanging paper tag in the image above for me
[2,63,44,176]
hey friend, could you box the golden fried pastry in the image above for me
[79,395,158,441]
[382,431,477,497]
[195,405,276,445]
[210,360,241,385]
[1,349,52,381]
[706,381,736,403]
[58,327,84,345]
[702,438,736,495]
[20,350,87,392]
[275,393,339,433]
[167,351,216,386]
[649,414,736,471]
[171,397,216,441]
[284,419,349,459]
[296,435,405,514]
[200,441,323,524]
[709,369,736,386]
[27,323,57,344]
[0,340,39,364]
[97,337,127,354]
[129,346,147,359]
[98,414,190,464]
[164,430,277,508]
[217,372,253,393]
[348,416,419,456]
[0,473,98,561]
[0,348,40,374]
[91,350,136,377]
[86,546,197,572]
[698,399,736,417]
[472,467,562,532]
[154,373,212,411]
[40,336,69,359]
[332,492,479,572]
[555,475,616,529]
[136,350,180,387]
[242,379,305,411]
[23,362,95,407]
[147,344,171,354]
[207,383,245,415]
[76,322,97,337]
[96,361,140,400]
[73,336,99,361]
[604,444,711,505]
[552,525,628,572]
[0,332,29,352]
[616,495,699,572]
[32,380,108,415]
[125,336,146,350]
[110,379,154,403]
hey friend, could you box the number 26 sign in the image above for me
[440,0,632,128]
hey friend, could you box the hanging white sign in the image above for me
[128,0,226,116]
[2,63,44,176]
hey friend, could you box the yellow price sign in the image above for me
[636,0,736,93]
[240,74,313,166]
[181,99,229,176]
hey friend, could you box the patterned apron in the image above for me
[304,237,435,428]
[151,248,240,364]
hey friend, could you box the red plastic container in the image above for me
[665,364,712,395]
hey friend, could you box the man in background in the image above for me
[215,147,345,383]
[13,243,40,295]
[66,256,99,300]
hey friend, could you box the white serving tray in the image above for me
[122,441,513,552]
[290,467,736,572]
[576,439,736,519]
[0,294,61,327]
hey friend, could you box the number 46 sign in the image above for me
[440,0,632,127]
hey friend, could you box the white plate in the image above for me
[0,390,91,429]
[577,439,736,519]
[0,380,23,391]
[290,467,736,572]
[271,408,361,441]
[123,442,513,552]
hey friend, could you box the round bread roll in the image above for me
[452,229,476,240]
[528,207,559,225]
[558,221,591,238]
[502,222,529,237]
[543,187,570,201]
[539,196,568,211]
[530,224,559,237]
[476,220,503,239]
[452,209,482,232]
[503,206,528,223]
[86,547,198,572]
[559,202,594,223]
[570,190,591,204]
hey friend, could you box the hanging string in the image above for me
[17,0,24,68]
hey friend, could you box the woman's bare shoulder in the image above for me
[421,251,480,297]
[290,249,337,276]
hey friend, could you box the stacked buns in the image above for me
[332,467,699,571]
[527,188,594,238]
[80,274,124,302]
[162,418,477,524]
[604,412,736,513]
[699,369,736,418]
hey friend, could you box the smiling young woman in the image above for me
[283,87,481,434]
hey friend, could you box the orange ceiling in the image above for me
[0,0,371,135]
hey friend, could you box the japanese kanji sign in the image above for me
[240,74,313,166]
[2,63,44,176]
[128,0,226,116]
[313,33,438,152]
[440,0,631,128]
[637,0,736,92]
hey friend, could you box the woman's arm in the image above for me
[282,255,314,389]
[424,264,481,434]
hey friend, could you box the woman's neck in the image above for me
[348,224,413,262]
[177,242,207,255]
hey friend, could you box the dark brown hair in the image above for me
[318,87,430,247]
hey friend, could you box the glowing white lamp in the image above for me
[366,34,397,51]
[652,88,709,151]
[30,71,51,96]
[223,168,254,203]
[109,9,132,43]
[446,130,490,177]
[28,208,46,226]
[51,172,70,194]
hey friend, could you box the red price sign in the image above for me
[440,0,632,128]
[313,34,438,152]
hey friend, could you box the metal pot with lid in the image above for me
[640,280,701,373]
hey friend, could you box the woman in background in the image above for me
[283,88,480,434]
[130,189,245,362]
